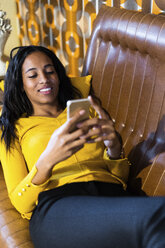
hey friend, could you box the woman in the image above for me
[0,45,165,248]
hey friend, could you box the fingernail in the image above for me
[79,110,85,115]
[77,123,82,128]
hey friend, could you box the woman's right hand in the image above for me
[43,109,88,166]
[32,110,87,185]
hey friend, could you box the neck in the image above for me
[32,104,63,118]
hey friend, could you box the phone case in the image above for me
[67,98,91,121]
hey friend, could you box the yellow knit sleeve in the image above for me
[0,137,50,218]
[103,149,131,189]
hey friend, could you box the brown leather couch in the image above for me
[1,5,165,247]
[83,5,165,197]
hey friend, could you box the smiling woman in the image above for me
[22,51,60,116]
[1,45,82,148]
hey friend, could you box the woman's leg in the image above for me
[30,196,165,248]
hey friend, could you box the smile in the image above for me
[38,87,52,94]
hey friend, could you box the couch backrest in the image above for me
[82,5,165,196]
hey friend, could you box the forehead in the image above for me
[22,51,53,71]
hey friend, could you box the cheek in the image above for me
[53,77,60,91]
[23,84,31,93]
[23,79,36,91]
[23,83,35,98]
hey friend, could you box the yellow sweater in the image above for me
[0,75,130,219]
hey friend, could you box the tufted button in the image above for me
[131,128,134,132]
[18,192,22,196]
[26,184,30,187]
[112,118,115,123]
[122,123,125,127]
[140,134,143,137]
[22,188,26,192]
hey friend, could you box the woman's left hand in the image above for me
[77,96,122,159]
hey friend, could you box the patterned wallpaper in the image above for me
[16,0,165,76]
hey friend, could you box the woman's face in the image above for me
[22,51,60,114]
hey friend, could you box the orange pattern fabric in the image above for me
[16,0,164,76]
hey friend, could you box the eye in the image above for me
[46,70,55,74]
[28,74,37,78]
[44,65,56,75]
[45,67,56,74]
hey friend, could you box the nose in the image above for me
[39,71,48,84]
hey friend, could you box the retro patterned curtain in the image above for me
[16,0,165,76]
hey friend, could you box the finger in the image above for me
[68,138,86,151]
[65,127,88,143]
[80,125,116,142]
[65,110,86,133]
[77,117,113,130]
[77,120,114,139]
[80,126,102,140]
[86,133,115,144]
[99,124,115,135]
[88,95,109,119]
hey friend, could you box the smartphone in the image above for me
[67,98,91,122]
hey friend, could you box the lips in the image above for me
[38,87,52,94]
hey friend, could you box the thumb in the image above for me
[88,95,108,119]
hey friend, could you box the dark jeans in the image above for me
[29,182,165,248]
